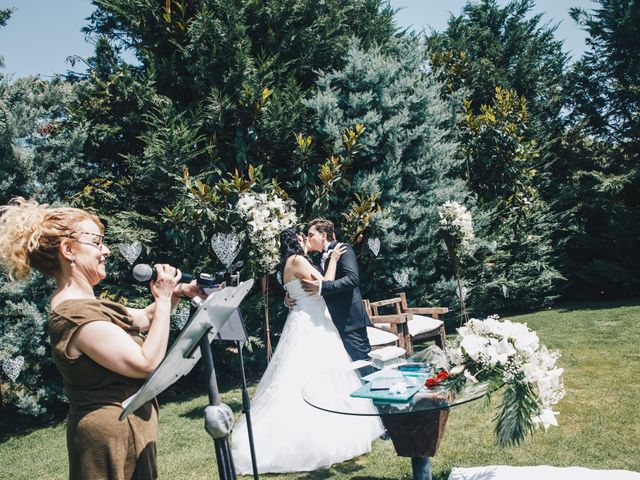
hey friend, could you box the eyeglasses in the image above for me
[69,231,105,250]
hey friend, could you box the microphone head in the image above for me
[133,263,154,282]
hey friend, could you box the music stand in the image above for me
[120,279,254,480]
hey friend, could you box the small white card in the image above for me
[361,368,403,382]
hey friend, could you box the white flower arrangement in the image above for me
[443,315,565,445]
[437,200,475,253]
[235,192,297,274]
[437,201,475,323]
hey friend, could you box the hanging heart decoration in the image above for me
[2,355,24,382]
[118,242,142,265]
[367,237,381,256]
[393,270,410,288]
[211,233,241,269]
[456,284,469,301]
[173,307,190,330]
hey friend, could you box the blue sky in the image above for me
[0,0,595,79]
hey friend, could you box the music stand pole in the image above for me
[199,331,237,480]
[236,340,259,480]
[120,280,255,480]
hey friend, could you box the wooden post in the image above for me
[444,240,468,326]
[260,276,272,362]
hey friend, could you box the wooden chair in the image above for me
[398,292,447,351]
[363,297,414,353]
[363,294,448,354]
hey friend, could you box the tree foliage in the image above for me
[304,37,469,304]
[0,76,89,416]
[426,0,567,308]
[559,0,640,296]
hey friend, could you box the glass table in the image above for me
[302,355,489,480]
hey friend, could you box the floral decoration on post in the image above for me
[434,315,565,446]
[437,201,474,325]
[236,192,297,275]
[235,191,297,361]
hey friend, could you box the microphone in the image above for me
[132,263,194,283]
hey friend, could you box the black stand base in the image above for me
[214,437,237,480]
[237,341,259,480]
[200,332,236,480]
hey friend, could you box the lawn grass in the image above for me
[1,301,639,479]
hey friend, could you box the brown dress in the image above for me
[50,298,158,480]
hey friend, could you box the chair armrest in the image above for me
[370,313,412,324]
[402,307,449,315]
[369,298,403,308]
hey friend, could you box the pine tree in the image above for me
[305,37,470,305]
[67,0,398,287]
[461,87,564,311]
[426,0,568,308]
[59,0,400,381]
[0,75,89,416]
[559,0,640,297]
[427,0,567,128]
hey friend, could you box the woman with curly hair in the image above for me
[0,197,203,480]
[231,227,383,474]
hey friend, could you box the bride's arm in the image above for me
[323,243,346,281]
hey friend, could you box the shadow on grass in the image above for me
[295,461,368,479]
[432,471,453,480]
[0,409,67,445]
[179,397,244,420]
[553,298,640,313]
[157,381,247,420]
[455,298,640,324]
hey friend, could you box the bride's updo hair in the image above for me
[276,227,306,281]
[278,227,305,264]
[0,197,104,281]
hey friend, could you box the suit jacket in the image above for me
[319,241,370,333]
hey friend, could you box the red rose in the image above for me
[436,371,449,381]
[425,378,439,388]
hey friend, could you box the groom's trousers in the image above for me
[340,327,371,362]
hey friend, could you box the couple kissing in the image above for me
[231,218,383,474]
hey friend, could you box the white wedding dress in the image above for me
[231,279,383,474]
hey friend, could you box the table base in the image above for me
[381,408,450,457]
[411,457,432,480]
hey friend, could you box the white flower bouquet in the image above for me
[437,201,475,323]
[235,191,297,275]
[437,200,475,253]
[427,315,565,446]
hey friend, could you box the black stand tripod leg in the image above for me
[237,341,259,480]
[200,333,237,480]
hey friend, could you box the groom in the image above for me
[301,218,372,361]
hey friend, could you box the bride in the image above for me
[231,228,383,474]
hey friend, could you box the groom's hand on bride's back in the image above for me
[301,279,320,293]
[284,292,297,309]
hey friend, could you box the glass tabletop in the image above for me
[302,357,489,417]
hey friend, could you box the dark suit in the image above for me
[318,241,372,361]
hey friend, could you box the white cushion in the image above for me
[368,345,406,361]
[408,314,443,337]
[448,466,640,480]
[366,326,398,346]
